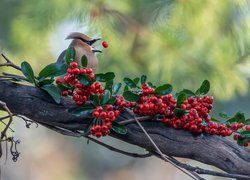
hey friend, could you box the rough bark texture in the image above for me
[0,80,250,176]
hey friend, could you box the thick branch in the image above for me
[0,81,250,176]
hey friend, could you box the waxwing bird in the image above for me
[56,32,101,72]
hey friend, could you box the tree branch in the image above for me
[0,80,250,177]
[0,54,21,71]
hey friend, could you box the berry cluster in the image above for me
[73,82,105,105]
[132,84,176,116]
[129,84,245,138]
[116,95,136,110]
[233,133,250,147]
[64,62,95,85]
[91,105,120,137]
[58,62,123,137]
[57,62,104,105]
[57,61,249,143]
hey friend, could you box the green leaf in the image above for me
[226,112,245,123]
[95,72,115,82]
[235,112,245,122]
[173,109,188,116]
[177,89,195,97]
[106,97,116,105]
[78,75,92,85]
[57,84,71,91]
[155,84,173,96]
[66,47,76,64]
[196,80,210,95]
[37,79,54,87]
[141,75,147,85]
[68,107,94,117]
[133,77,140,85]
[177,93,187,108]
[123,91,141,102]
[240,130,250,138]
[92,94,100,106]
[40,84,61,104]
[148,82,156,88]
[101,90,111,105]
[124,85,129,92]
[245,119,250,125]
[38,63,68,80]
[113,83,122,95]
[237,138,249,146]
[21,61,36,84]
[211,117,220,123]
[112,122,127,135]
[84,119,96,134]
[123,77,137,88]
[219,112,230,119]
[105,80,113,92]
[81,55,88,67]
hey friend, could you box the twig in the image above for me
[15,115,38,128]
[1,73,26,81]
[83,135,152,158]
[0,54,21,71]
[151,151,250,179]
[0,115,10,122]
[39,123,83,137]
[0,101,13,140]
[120,116,151,124]
[38,121,152,158]
[0,121,15,133]
[125,108,203,180]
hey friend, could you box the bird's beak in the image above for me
[88,38,101,45]
[92,49,102,53]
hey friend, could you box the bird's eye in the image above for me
[92,50,102,53]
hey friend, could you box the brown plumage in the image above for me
[57,32,101,72]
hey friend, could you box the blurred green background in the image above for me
[1,0,250,179]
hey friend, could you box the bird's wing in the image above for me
[56,50,67,64]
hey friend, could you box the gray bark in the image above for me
[0,80,250,176]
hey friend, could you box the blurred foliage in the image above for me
[0,0,250,100]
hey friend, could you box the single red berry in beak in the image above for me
[102,41,109,48]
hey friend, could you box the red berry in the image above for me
[100,111,107,119]
[62,90,69,96]
[92,111,100,117]
[95,125,101,132]
[237,122,244,129]
[101,125,108,132]
[106,122,112,129]
[190,124,197,132]
[72,68,80,75]
[86,68,93,74]
[89,73,95,80]
[245,125,250,131]
[102,41,109,48]
[69,62,78,69]
[106,105,113,111]
[76,83,83,88]
[230,123,238,131]
[76,101,83,105]
[56,78,63,84]
[95,106,103,112]
[95,132,102,138]
[226,130,233,136]
[80,68,87,75]
[107,111,115,118]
